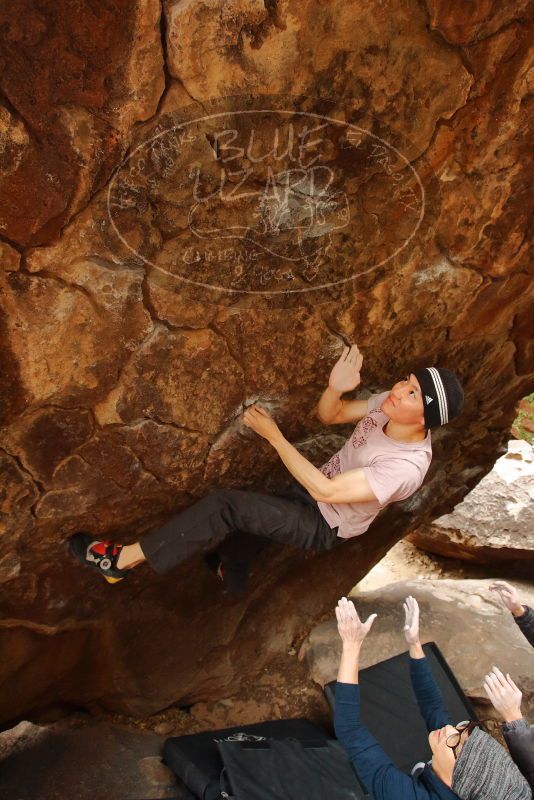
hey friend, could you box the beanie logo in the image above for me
[425,395,433,404]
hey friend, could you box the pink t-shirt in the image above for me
[316,391,432,538]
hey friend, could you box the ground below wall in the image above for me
[0,0,532,727]
[2,541,532,800]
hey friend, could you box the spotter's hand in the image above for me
[403,595,421,645]
[335,596,377,646]
[242,404,282,443]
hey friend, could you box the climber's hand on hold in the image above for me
[242,404,282,444]
[328,344,363,394]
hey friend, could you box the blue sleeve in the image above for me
[410,657,454,731]
[334,682,421,800]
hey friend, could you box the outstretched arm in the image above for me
[271,437,376,503]
[403,596,453,731]
[490,581,534,648]
[484,667,534,788]
[242,405,377,503]
[334,598,421,800]
[317,345,368,425]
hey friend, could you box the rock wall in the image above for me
[300,579,534,718]
[0,0,532,726]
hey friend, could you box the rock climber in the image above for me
[68,344,464,589]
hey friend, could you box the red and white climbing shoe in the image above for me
[203,551,249,593]
[68,533,128,584]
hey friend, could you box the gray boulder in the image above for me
[0,720,184,800]
[408,440,534,564]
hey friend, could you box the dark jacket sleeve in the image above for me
[515,606,534,648]
[502,719,534,791]
[409,657,454,732]
[334,682,422,800]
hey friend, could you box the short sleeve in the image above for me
[363,458,423,506]
[367,391,390,414]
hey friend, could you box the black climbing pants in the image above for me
[140,478,340,576]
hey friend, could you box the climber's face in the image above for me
[381,374,425,427]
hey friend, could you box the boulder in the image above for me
[408,440,534,565]
[299,579,534,718]
[0,0,532,726]
[0,0,164,245]
[0,720,183,800]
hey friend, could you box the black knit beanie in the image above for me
[412,367,464,429]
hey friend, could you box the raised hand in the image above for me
[489,581,525,617]
[483,667,523,723]
[328,344,363,394]
[335,596,377,647]
[403,595,420,645]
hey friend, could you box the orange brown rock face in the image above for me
[0,0,164,245]
[0,0,532,727]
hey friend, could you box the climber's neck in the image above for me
[384,420,427,443]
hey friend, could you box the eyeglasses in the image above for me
[445,720,481,760]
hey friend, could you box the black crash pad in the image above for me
[163,717,362,800]
[163,643,474,798]
[217,737,367,799]
[324,641,477,773]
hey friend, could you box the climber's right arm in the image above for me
[316,390,368,425]
[316,344,368,425]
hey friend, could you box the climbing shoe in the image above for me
[204,551,249,593]
[68,533,128,584]
[204,551,225,581]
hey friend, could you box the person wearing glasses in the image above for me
[334,595,532,800]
